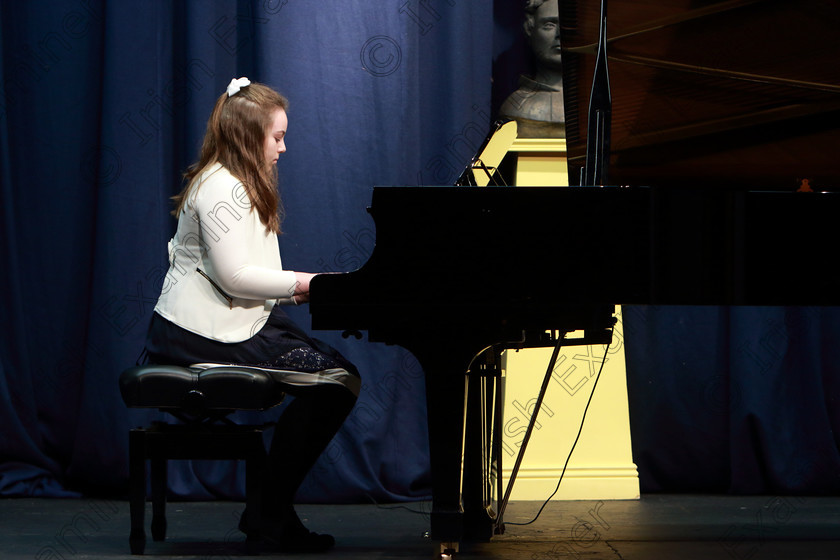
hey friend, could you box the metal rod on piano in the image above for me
[496,332,567,527]
[582,0,611,185]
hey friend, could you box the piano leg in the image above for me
[422,353,468,544]
[462,348,503,541]
[415,340,505,551]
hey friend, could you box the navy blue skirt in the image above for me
[145,305,358,377]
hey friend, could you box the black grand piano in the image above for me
[310,0,840,553]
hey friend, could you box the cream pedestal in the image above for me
[508,137,569,187]
[499,138,639,501]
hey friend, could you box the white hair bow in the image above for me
[227,77,251,97]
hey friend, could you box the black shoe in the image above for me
[261,525,336,553]
[239,509,335,553]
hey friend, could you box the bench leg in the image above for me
[128,430,147,555]
[151,457,167,541]
[244,447,265,554]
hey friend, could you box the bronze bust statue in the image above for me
[499,0,565,138]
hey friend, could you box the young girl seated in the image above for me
[145,77,358,553]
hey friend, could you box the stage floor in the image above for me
[1,494,839,559]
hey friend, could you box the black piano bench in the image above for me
[119,363,288,555]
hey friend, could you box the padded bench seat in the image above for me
[120,363,288,418]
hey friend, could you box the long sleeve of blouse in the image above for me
[192,165,298,302]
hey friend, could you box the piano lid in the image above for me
[561,0,840,189]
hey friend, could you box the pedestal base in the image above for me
[501,309,639,501]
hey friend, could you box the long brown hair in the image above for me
[172,81,289,234]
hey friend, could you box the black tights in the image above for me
[262,384,357,519]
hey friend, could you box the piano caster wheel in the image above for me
[436,542,458,559]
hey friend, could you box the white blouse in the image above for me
[154,163,298,342]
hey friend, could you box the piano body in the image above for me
[310,0,840,551]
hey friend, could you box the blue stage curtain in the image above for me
[0,0,492,502]
[624,306,840,494]
[2,0,839,503]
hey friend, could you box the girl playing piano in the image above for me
[144,77,358,553]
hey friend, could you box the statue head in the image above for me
[498,0,565,135]
[523,0,562,71]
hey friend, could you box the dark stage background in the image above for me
[2,0,839,502]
